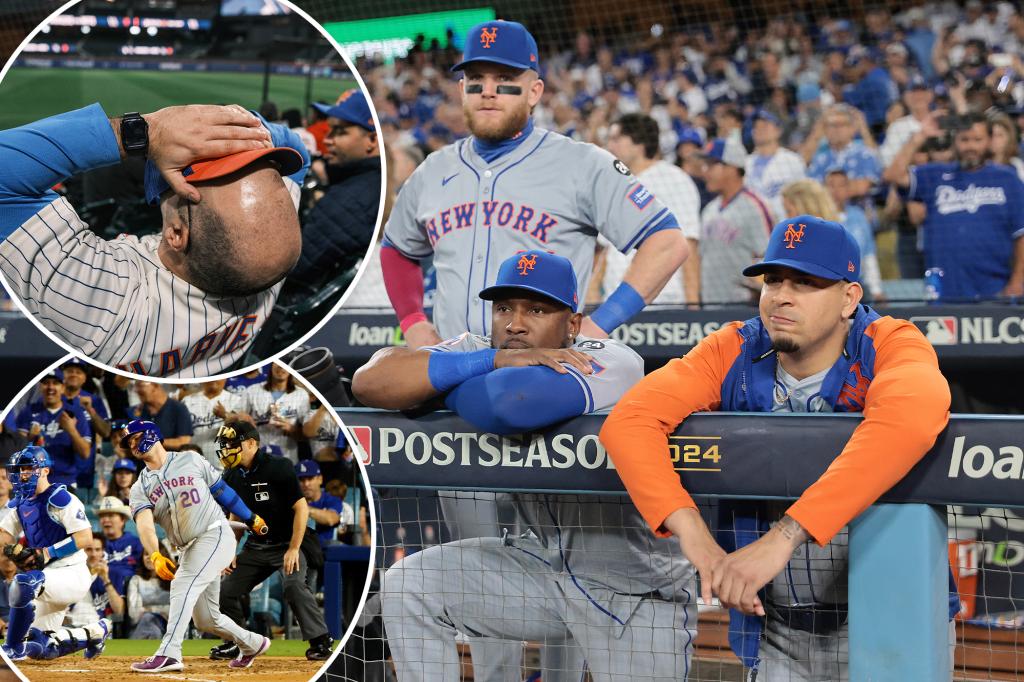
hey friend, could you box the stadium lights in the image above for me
[147,26,158,37]
[81,26,91,35]
[40,24,50,34]
[129,25,141,36]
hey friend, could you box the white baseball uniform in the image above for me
[238,384,311,463]
[744,147,806,221]
[181,389,247,470]
[0,104,308,378]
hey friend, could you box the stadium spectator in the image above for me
[842,46,898,136]
[787,175,885,301]
[61,357,111,492]
[232,364,309,463]
[15,370,91,488]
[86,532,124,621]
[602,113,701,304]
[295,460,345,548]
[714,103,745,145]
[699,138,774,304]
[182,379,245,470]
[99,457,137,506]
[879,76,935,168]
[0,422,26,463]
[307,103,331,156]
[885,111,1024,300]
[226,366,267,393]
[258,100,280,124]
[301,400,341,461]
[101,372,134,423]
[126,546,173,639]
[133,381,192,449]
[989,111,1024,180]
[745,109,807,220]
[0,553,15,634]
[282,107,318,158]
[285,89,381,295]
[96,496,143,594]
[803,104,881,199]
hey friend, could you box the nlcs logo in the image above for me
[480,27,498,48]
[783,223,805,249]
[517,253,537,275]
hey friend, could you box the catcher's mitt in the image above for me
[150,551,177,581]
[3,544,43,570]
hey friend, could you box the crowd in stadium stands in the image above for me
[0,358,368,640]
[343,0,1024,306]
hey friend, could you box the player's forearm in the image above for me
[883,131,926,187]
[290,498,309,551]
[621,228,689,303]
[351,346,439,408]
[683,239,701,305]
[380,243,428,332]
[134,511,161,556]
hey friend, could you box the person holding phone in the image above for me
[14,371,91,489]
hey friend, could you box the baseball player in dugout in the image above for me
[211,420,335,662]
[0,103,310,378]
[123,419,271,672]
[382,20,689,350]
[0,446,113,662]
[354,250,695,681]
[600,216,955,680]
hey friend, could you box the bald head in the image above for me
[159,161,300,297]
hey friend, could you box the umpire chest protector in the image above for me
[17,484,75,549]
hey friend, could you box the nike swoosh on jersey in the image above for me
[442,174,459,186]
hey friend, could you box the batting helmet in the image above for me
[120,420,162,454]
[7,446,52,498]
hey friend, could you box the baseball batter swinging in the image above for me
[0,103,310,377]
[123,419,271,672]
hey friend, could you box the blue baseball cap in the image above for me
[312,89,375,131]
[143,144,304,205]
[701,137,747,168]
[61,357,89,371]
[753,109,782,127]
[112,457,137,473]
[743,215,861,282]
[906,74,930,91]
[676,126,704,147]
[797,82,821,103]
[478,250,578,310]
[451,20,540,73]
[40,368,63,383]
[295,459,321,478]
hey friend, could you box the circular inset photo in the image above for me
[0,0,384,380]
[0,354,374,681]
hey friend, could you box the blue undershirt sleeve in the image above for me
[210,478,255,523]
[444,365,589,435]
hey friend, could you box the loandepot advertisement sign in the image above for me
[325,8,496,62]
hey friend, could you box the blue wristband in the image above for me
[427,349,498,393]
[46,536,77,561]
[590,282,646,334]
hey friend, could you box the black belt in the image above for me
[246,541,289,550]
[766,600,848,635]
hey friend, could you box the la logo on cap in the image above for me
[517,253,537,275]
[481,26,498,48]
[783,223,805,249]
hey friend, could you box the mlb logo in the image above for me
[628,184,654,210]
[910,316,958,346]
[349,426,373,464]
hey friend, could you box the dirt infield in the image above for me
[12,656,324,682]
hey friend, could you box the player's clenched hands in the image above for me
[663,507,726,608]
[495,348,593,375]
[711,515,810,616]
[141,104,273,203]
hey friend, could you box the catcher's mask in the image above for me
[7,446,51,498]
[216,421,259,469]
[120,419,163,454]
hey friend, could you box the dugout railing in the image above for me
[340,408,1024,681]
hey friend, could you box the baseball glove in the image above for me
[248,514,269,536]
[3,544,43,570]
[150,551,177,581]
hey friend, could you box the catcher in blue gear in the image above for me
[0,446,112,661]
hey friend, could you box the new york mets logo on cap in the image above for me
[517,253,537,275]
[784,223,805,249]
[481,26,498,48]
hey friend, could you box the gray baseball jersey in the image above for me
[128,450,225,548]
[385,128,675,338]
[427,334,692,595]
[699,187,774,304]
[181,389,247,471]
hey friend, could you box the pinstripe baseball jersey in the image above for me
[128,450,225,548]
[181,389,247,470]
[384,124,678,339]
[0,104,308,378]
[238,385,311,462]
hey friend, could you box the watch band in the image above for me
[120,112,149,157]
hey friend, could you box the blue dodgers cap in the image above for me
[753,109,782,127]
[906,73,930,91]
[743,214,861,282]
[451,20,540,73]
[478,250,578,310]
[311,89,376,131]
[295,459,321,478]
[61,357,89,371]
[112,457,137,473]
[675,125,704,146]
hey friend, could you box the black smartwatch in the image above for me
[119,112,149,157]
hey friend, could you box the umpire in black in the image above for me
[209,420,334,661]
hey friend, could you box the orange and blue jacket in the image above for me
[600,304,951,547]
